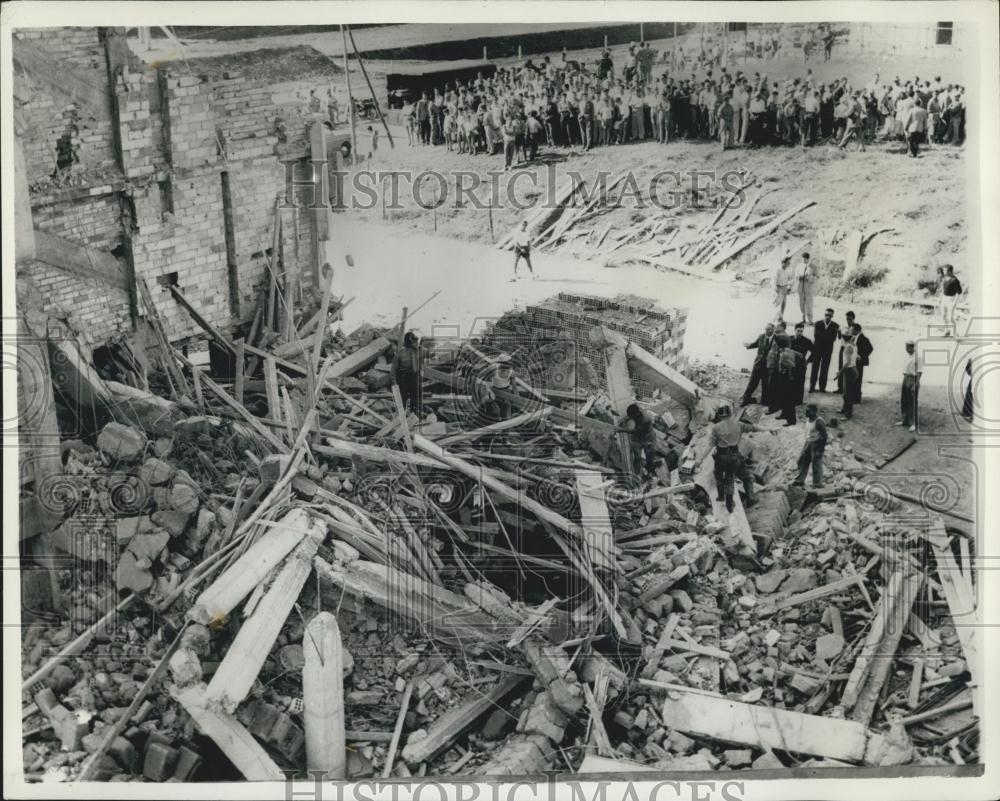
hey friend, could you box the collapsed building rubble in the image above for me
[19,280,980,783]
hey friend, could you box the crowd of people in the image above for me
[394,40,966,166]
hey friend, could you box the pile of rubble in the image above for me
[496,172,814,283]
[19,285,979,782]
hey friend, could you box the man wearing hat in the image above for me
[794,252,817,325]
[793,404,827,487]
[897,339,921,432]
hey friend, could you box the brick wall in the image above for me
[17,28,319,345]
[30,262,131,342]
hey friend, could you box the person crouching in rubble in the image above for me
[617,403,658,477]
[480,352,515,421]
[710,403,756,512]
[393,331,423,414]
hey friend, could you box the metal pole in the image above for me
[340,25,357,165]
[347,26,394,148]
[640,23,644,44]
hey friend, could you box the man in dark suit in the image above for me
[852,322,874,402]
[810,307,840,392]
[740,322,775,406]
[790,322,813,406]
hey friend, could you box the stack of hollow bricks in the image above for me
[522,293,688,399]
[17,26,317,344]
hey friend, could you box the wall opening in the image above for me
[158,177,175,219]
[936,22,953,45]
[156,271,179,288]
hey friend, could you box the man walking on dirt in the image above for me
[793,404,827,488]
[710,403,753,512]
[512,221,535,280]
[903,96,929,157]
[810,308,840,393]
[939,264,962,336]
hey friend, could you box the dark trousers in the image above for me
[901,375,919,426]
[795,442,824,486]
[741,363,769,405]
[504,139,516,168]
[810,350,833,391]
[398,373,421,414]
[580,118,593,150]
[840,366,858,418]
[713,448,740,499]
[631,440,657,474]
[418,119,431,144]
[908,131,922,157]
[854,363,865,402]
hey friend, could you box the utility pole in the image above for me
[340,25,357,166]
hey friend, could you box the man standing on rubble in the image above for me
[710,403,754,512]
[740,322,774,407]
[792,404,827,488]
[618,403,658,477]
[481,352,516,421]
[393,331,423,415]
[810,307,839,393]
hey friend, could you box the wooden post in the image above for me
[303,612,347,778]
[263,356,282,423]
[488,200,495,243]
[233,338,245,405]
[382,680,413,777]
[341,25,357,166]
[347,26,394,148]
[483,45,488,61]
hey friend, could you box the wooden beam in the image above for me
[172,682,284,780]
[204,524,323,712]
[703,200,816,272]
[400,675,526,765]
[661,685,913,765]
[413,434,628,638]
[187,508,313,625]
[625,341,700,406]
[574,470,615,572]
[303,611,347,778]
[843,570,923,724]
[756,574,865,617]
[168,285,236,353]
[438,408,552,447]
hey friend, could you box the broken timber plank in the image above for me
[438,408,552,447]
[172,683,284,780]
[187,508,313,625]
[400,675,526,765]
[574,470,615,572]
[303,612,347,778]
[412,434,628,639]
[842,569,923,724]
[205,524,324,712]
[756,574,865,617]
[661,685,913,765]
[314,557,508,645]
[702,200,816,273]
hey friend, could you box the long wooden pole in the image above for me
[340,25,357,164]
[347,26,394,148]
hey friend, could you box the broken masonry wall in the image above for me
[14,28,119,185]
[14,27,319,345]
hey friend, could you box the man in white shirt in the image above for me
[897,339,921,432]
[772,256,793,322]
[512,220,535,280]
[794,251,817,324]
